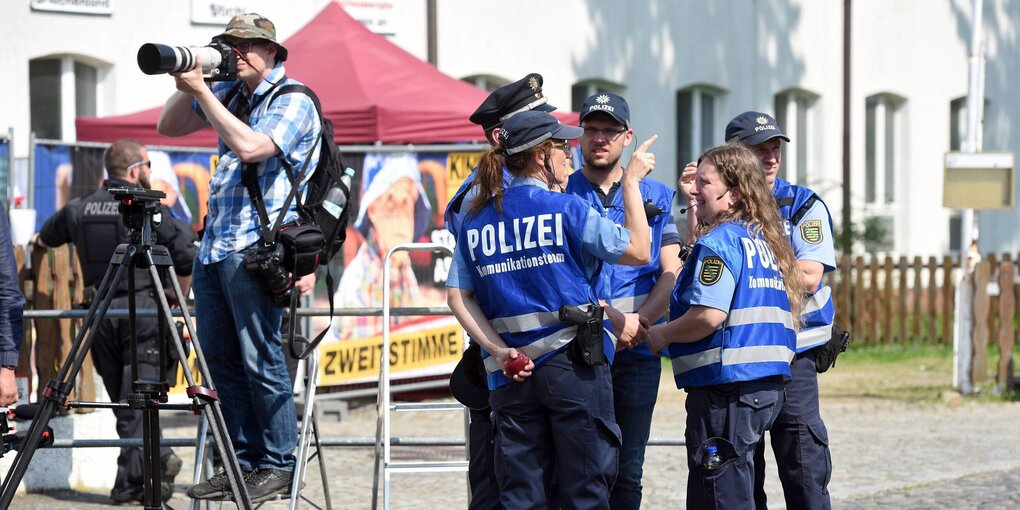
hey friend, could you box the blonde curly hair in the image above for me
[697,143,806,323]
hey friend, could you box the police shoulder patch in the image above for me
[699,256,725,285]
[800,219,823,245]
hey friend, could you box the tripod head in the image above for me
[109,187,166,246]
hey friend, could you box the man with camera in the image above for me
[34,139,194,504]
[157,12,319,503]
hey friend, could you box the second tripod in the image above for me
[0,187,254,510]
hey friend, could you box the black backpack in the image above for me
[240,82,354,358]
[270,83,353,266]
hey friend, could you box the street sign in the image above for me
[943,151,1015,209]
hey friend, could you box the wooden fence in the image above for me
[831,253,1018,389]
[14,244,96,411]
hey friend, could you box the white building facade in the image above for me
[4,0,1018,255]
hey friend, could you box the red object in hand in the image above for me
[504,353,531,378]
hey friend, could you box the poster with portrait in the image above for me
[316,150,484,387]
[31,142,487,389]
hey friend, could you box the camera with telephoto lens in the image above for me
[137,36,238,81]
[242,243,295,308]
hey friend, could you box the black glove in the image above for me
[814,324,851,373]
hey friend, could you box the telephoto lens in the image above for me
[137,40,237,80]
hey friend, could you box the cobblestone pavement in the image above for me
[6,379,1020,509]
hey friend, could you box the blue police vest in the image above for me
[444,165,513,239]
[565,172,675,357]
[667,221,796,388]
[458,184,606,390]
[772,177,836,352]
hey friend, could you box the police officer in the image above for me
[700,112,836,509]
[647,143,807,509]
[445,72,562,509]
[35,139,196,505]
[448,110,657,509]
[565,92,682,509]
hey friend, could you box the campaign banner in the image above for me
[33,143,490,392]
[31,143,214,232]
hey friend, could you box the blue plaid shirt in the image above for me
[193,62,321,264]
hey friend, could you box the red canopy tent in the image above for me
[76,3,576,146]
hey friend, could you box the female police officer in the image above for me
[646,143,806,509]
[447,109,657,509]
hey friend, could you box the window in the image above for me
[571,79,624,112]
[29,59,63,140]
[949,96,989,151]
[462,74,510,93]
[864,93,905,205]
[774,89,819,185]
[29,57,102,141]
[676,85,725,175]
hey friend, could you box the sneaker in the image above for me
[186,470,234,500]
[161,452,183,502]
[244,468,295,503]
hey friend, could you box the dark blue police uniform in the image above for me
[446,72,558,510]
[666,221,797,510]
[752,177,837,510]
[450,175,628,509]
[565,171,678,509]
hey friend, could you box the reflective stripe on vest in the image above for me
[671,344,795,375]
[797,286,835,351]
[483,325,579,374]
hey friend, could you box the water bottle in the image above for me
[322,167,355,219]
[703,445,722,471]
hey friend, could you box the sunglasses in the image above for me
[551,140,572,155]
[126,160,150,171]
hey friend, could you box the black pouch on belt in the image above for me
[559,304,606,367]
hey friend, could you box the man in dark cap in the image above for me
[445,72,558,510]
[681,111,837,509]
[158,12,316,503]
[565,93,677,510]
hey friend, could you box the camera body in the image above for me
[243,243,295,308]
[137,37,237,81]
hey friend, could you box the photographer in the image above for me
[157,13,319,503]
[35,139,193,505]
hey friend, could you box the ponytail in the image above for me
[468,139,558,216]
[469,147,505,216]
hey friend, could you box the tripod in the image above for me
[0,188,253,510]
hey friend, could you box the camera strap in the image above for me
[239,78,337,360]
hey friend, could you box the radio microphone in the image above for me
[679,193,725,214]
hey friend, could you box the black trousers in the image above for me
[91,293,173,501]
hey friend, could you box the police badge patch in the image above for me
[699,257,724,285]
[800,220,823,245]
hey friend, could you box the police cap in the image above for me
[724,111,791,146]
[470,73,557,132]
[499,110,583,155]
[579,92,630,128]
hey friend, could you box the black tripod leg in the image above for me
[0,245,136,510]
[151,259,253,510]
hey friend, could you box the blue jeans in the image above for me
[192,253,297,471]
[609,352,662,510]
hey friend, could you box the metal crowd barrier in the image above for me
[18,307,688,450]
